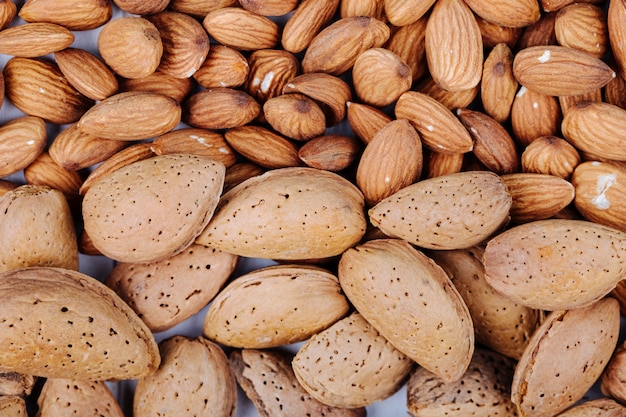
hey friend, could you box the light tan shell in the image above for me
[429,247,542,360]
[338,239,474,382]
[0,395,26,416]
[196,167,366,260]
[134,336,237,417]
[37,378,124,417]
[203,264,350,348]
[292,312,415,408]
[230,349,366,417]
[83,154,225,264]
[0,185,78,273]
[106,243,238,333]
[407,348,518,417]
[484,219,626,310]
[512,298,621,417]
[556,398,626,416]
[0,267,159,380]
[369,171,511,250]
[0,372,36,396]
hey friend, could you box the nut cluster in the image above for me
[1,0,626,416]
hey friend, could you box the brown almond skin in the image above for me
[555,3,608,58]
[240,0,298,16]
[77,91,181,141]
[37,379,124,417]
[83,154,225,264]
[0,0,16,31]
[521,135,581,179]
[609,0,626,81]
[481,43,518,123]
[281,0,340,53]
[484,219,626,311]
[196,167,366,260]
[502,173,575,224]
[19,0,111,30]
[193,44,249,89]
[478,18,522,51]
[512,298,620,417]
[119,71,193,103]
[352,48,412,107]
[231,348,366,417]
[0,185,78,273]
[98,17,163,80]
[0,116,46,177]
[168,0,238,17]
[105,243,238,333]
[152,128,237,168]
[298,134,362,172]
[369,171,512,250]
[346,101,392,144]
[245,49,300,104]
[407,348,518,417]
[202,7,279,51]
[4,57,93,125]
[0,22,74,58]
[224,125,302,169]
[511,86,562,147]
[0,266,160,380]
[183,88,261,130]
[384,15,429,82]
[556,398,626,417]
[54,48,119,101]
[203,265,350,348]
[0,396,26,415]
[384,0,435,26]
[263,93,326,141]
[292,312,415,408]
[23,152,83,198]
[223,162,265,194]
[338,239,474,383]
[134,336,237,417]
[601,342,626,405]
[463,0,540,27]
[113,0,168,16]
[429,247,542,360]
[416,76,480,110]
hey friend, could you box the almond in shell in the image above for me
[19,0,111,30]
[230,348,366,417]
[512,298,620,417]
[601,341,626,405]
[196,167,366,260]
[292,312,415,408]
[369,171,511,250]
[0,372,36,397]
[338,238,474,383]
[37,379,124,417]
[0,266,160,380]
[134,336,237,417]
[556,398,626,417]
[203,264,350,348]
[483,219,626,310]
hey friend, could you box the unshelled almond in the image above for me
[416,76,479,110]
[384,15,429,82]
[263,93,326,141]
[183,88,260,130]
[475,15,523,49]
[298,134,361,172]
[0,116,46,178]
[19,0,111,30]
[346,101,392,144]
[192,44,249,89]
[558,88,602,116]
[0,0,16,31]
[239,0,298,16]
[245,49,300,103]
[352,48,412,108]
[516,10,558,49]
[24,152,83,198]
[54,48,119,101]
[481,43,518,123]
[341,0,384,19]
[281,0,340,53]
[151,128,237,168]
[203,7,279,51]
[609,0,626,81]
[113,0,168,15]
[521,135,581,179]
[119,71,193,103]
[224,125,302,169]
[0,22,74,58]
[423,150,465,179]
[463,0,540,28]
[384,0,435,26]
[510,86,561,146]
[555,3,608,58]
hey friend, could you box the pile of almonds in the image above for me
[2,0,626,416]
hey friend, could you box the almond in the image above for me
[134,336,237,417]
[571,161,626,232]
[78,91,181,141]
[112,0,168,15]
[292,312,414,408]
[3,57,93,124]
[49,122,127,171]
[54,48,119,101]
[476,15,523,49]
[192,44,249,89]
[79,142,155,195]
[521,135,581,179]
[512,298,620,417]
[425,0,483,91]
[352,47,412,107]
[501,173,575,223]
[555,3,608,58]
[223,162,265,194]
[356,119,422,206]
[263,93,326,141]
[196,167,366,260]
[562,101,626,161]
[98,17,163,79]
[602,342,626,404]
[0,116,46,177]
[298,134,362,172]
[430,247,542,360]
[168,0,237,17]
[395,91,474,154]
[517,10,558,49]
[511,86,561,146]
[484,219,626,310]
[19,0,111,30]
[204,264,350,348]
[0,22,74,57]
[481,42,518,123]
[0,266,160,380]
[457,108,519,174]
[245,49,300,104]
[338,238,474,383]
[82,154,225,263]
[407,348,518,416]
[119,71,193,103]
[346,101,392,144]
[556,398,626,416]
[281,0,340,53]
[152,128,237,168]
[558,88,602,116]
[369,171,511,250]
[301,16,390,75]
[239,0,298,16]
[423,149,464,179]
[341,0,384,19]
[106,243,238,333]
[384,0,435,26]
[283,73,352,126]
[512,45,616,96]
[38,379,124,417]
[416,76,479,110]
[224,125,302,169]
[0,185,78,273]
[463,0,540,28]
[384,15,429,82]
[0,0,16,31]
[202,7,279,51]
[23,152,83,198]
[183,88,260,130]
[542,0,604,12]
[230,348,366,417]
[609,0,626,81]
